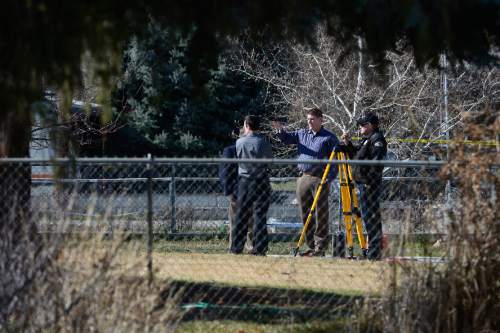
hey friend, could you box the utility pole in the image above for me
[440,54,452,204]
[440,54,450,156]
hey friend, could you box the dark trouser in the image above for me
[360,181,383,259]
[228,194,253,251]
[231,177,270,254]
[296,174,329,252]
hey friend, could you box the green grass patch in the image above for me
[143,237,445,257]
[271,181,296,192]
[151,238,295,255]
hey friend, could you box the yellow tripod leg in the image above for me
[345,157,368,256]
[338,152,356,258]
[350,184,367,251]
[293,149,335,256]
[352,195,367,250]
[338,154,353,251]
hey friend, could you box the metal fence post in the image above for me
[491,182,496,206]
[146,154,154,285]
[170,164,176,233]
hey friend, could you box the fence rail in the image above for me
[4,156,470,250]
[0,156,446,166]
[2,157,456,238]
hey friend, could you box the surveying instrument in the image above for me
[292,149,335,257]
[292,150,368,259]
[334,151,367,259]
[292,149,368,259]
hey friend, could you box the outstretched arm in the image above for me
[272,121,299,144]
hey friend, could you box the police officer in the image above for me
[341,112,387,260]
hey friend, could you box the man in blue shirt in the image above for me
[272,108,339,256]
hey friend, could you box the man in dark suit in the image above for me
[231,115,272,255]
[219,130,253,251]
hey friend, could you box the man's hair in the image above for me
[244,115,260,131]
[306,107,323,118]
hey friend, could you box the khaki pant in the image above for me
[296,175,329,252]
[227,194,253,251]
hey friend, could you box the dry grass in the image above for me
[92,248,390,295]
[155,253,389,295]
[1,229,184,332]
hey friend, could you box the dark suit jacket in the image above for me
[219,144,238,196]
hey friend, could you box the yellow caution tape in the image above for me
[352,137,498,146]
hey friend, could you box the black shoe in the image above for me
[299,249,314,257]
[300,249,325,257]
[313,250,325,257]
[368,254,382,261]
[229,250,242,255]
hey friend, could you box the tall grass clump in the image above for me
[355,108,499,333]
[0,199,183,332]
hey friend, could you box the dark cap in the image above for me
[356,112,379,126]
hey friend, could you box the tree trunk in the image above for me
[0,109,32,233]
[0,108,35,324]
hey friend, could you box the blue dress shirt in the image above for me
[277,127,339,181]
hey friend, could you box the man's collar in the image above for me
[307,126,323,135]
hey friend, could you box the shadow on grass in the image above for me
[160,280,364,323]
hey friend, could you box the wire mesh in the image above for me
[1,157,463,326]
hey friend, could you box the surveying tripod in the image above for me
[335,152,368,259]
[292,149,335,257]
[292,149,368,258]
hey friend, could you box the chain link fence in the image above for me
[2,157,471,328]
[27,158,453,237]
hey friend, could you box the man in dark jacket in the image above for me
[231,115,273,255]
[219,132,253,252]
[341,112,387,260]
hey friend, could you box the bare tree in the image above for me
[228,25,498,159]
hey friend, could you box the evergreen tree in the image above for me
[114,22,270,156]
